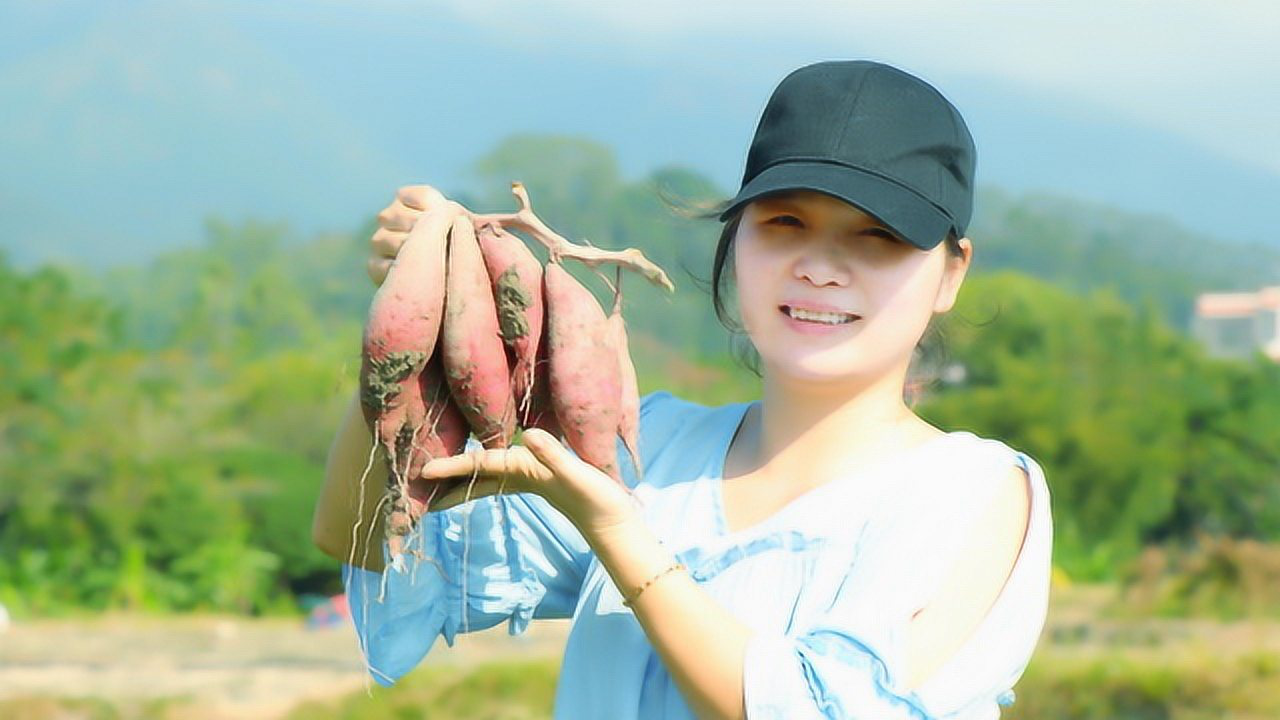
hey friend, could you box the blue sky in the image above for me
[2,1,1277,267]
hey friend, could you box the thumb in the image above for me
[522,428,578,477]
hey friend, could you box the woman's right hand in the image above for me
[367,184,449,286]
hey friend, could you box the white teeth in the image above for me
[786,307,857,324]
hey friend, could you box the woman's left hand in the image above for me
[415,428,642,542]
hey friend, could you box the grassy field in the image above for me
[1003,584,1280,719]
[3,583,1279,719]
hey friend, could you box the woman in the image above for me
[313,60,1052,719]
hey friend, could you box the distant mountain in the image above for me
[970,187,1280,329]
[85,134,1280,359]
[947,77,1280,252]
[0,3,412,268]
[2,2,1277,269]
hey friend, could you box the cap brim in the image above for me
[718,162,954,250]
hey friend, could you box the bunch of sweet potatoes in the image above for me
[358,184,669,563]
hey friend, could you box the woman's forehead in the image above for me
[750,191,884,224]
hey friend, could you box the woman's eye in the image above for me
[766,215,803,227]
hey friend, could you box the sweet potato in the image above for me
[405,353,469,517]
[543,262,621,483]
[474,221,544,424]
[523,323,563,438]
[358,204,454,567]
[359,204,452,471]
[606,274,643,481]
[442,216,516,448]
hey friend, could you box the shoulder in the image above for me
[901,434,1047,689]
[893,436,1056,709]
[921,433,1047,589]
[637,390,696,424]
[637,391,743,444]
[911,432,1047,511]
[966,435,1050,520]
[627,391,749,489]
[946,458,1033,599]
[859,432,1050,612]
[636,391,704,447]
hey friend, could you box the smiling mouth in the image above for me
[780,305,861,325]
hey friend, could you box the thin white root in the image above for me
[413,484,449,583]
[516,363,536,423]
[347,421,380,573]
[349,419,381,691]
[382,443,408,573]
[460,457,482,636]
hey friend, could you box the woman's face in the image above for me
[732,190,969,386]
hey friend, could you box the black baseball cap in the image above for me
[720,61,976,251]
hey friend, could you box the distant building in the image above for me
[1192,287,1280,361]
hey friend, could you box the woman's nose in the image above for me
[794,243,849,287]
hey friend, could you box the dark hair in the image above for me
[664,192,967,406]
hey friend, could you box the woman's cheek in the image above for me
[733,242,771,337]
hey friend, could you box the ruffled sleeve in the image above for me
[343,487,591,686]
[741,442,1053,719]
[740,529,943,720]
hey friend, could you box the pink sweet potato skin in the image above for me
[395,351,469,482]
[359,205,452,465]
[473,221,544,423]
[607,299,643,481]
[442,216,516,449]
[405,354,469,517]
[524,327,563,438]
[543,262,621,482]
[419,355,469,459]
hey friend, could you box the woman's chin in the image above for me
[764,352,877,386]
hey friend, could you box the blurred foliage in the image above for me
[919,273,1280,580]
[1,134,1278,614]
[1109,531,1280,620]
[1005,650,1280,719]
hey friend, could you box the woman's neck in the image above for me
[731,362,935,487]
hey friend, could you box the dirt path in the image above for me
[0,613,570,720]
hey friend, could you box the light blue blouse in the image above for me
[344,391,1053,719]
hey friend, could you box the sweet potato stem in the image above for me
[470,183,675,292]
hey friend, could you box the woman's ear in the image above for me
[932,236,973,314]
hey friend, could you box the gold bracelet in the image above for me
[621,562,687,608]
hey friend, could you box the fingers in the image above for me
[368,196,418,288]
[371,227,406,258]
[367,256,392,286]
[521,429,577,479]
[368,192,460,287]
[419,448,542,512]
[377,183,448,230]
[398,184,446,212]
[430,478,510,512]
[420,447,556,487]
[376,200,420,231]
